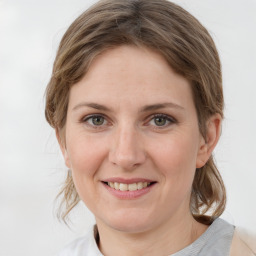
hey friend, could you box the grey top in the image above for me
[58,218,235,256]
[172,218,235,256]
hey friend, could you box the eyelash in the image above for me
[147,114,176,129]
[81,114,109,129]
[80,114,176,130]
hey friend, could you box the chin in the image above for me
[109,221,151,234]
[98,209,154,234]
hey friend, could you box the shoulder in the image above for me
[230,228,256,256]
[173,218,235,256]
[57,226,102,256]
[57,236,88,256]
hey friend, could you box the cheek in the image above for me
[150,135,199,213]
[65,132,107,178]
[65,133,109,205]
[150,134,199,186]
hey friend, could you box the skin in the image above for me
[59,45,222,255]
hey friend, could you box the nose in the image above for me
[108,126,146,170]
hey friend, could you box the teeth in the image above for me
[114,182,119,190]
[138,182,143,189]
[128,183,137,191]
[107,181,151,191]
[119,183,128,191]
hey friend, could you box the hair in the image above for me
[45,0,226,224]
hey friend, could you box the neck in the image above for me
[96,212,208,256]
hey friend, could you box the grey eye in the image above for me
[154,116,168,126]
[90,116,105,126]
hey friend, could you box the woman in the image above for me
[45,0,255,255]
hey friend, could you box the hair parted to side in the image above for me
[45,0,226,224]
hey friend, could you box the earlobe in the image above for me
[55,129,71,169]
[196,114,222,168]
[196,137,208,168]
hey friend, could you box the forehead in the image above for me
[68,45,194,111]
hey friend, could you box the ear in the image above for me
[55,129,71,169]
[196,114,222,168]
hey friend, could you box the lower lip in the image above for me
[102,182,155,199]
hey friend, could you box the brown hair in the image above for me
[45,0,225,224]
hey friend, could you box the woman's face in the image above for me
[61,45,208,233]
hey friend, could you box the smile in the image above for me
[102,179,156,199]
[107,182,151,191]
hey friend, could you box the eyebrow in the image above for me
[72,102,112,112]
[72,102,184,112]
[141,103,184,112]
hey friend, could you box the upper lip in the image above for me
[102,178,156,184]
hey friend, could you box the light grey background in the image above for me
[0,0,255,255]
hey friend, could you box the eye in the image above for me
[83,115,107,127]
[148,114,176,127]
[154,116,168,126]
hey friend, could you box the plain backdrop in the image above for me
[0,0,256,255]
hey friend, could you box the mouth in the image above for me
[101,178,157,199]
[103,181,156,191]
